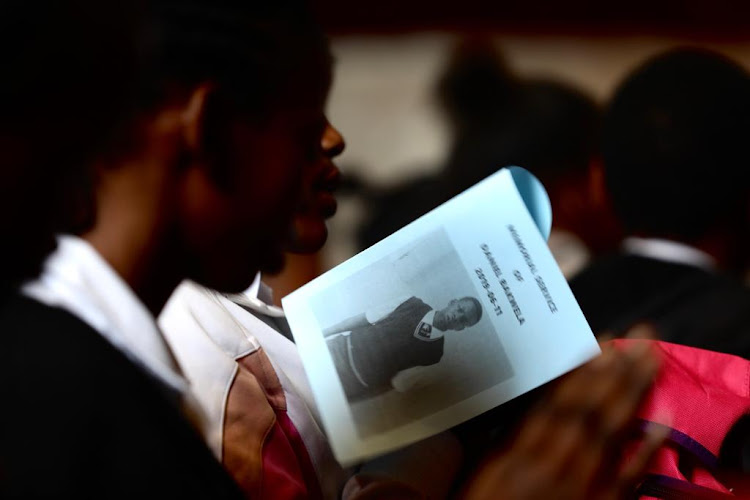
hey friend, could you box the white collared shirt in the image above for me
[22,235,190,397]
[623,236,717,271]
[159,279,348,500]
[413,310,445,341]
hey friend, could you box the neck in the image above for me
[84,158,183,317]
[432,310,448,331]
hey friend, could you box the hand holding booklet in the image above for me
[282,166,600,465]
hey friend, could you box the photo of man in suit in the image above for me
[324,295,483,401]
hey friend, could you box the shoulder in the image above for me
[366,294,416,323]
[572,254,709,290]
[0,294,119,368]
[0,294,165,415]
[160,280,259,357]
[399,296,431,311]
[657,273,750,357]
[570,255,710,331]
[0,295,241,497]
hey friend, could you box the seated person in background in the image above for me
[570,47,750,359]
[0,2,215,497]
[0,1,139,298]
[4,0,341,496]
[356,38,618,279]
[324,295,482,401]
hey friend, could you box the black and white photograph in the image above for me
[311,228,513,438]
[284,167,600,463]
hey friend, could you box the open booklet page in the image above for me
[282,166,600,465]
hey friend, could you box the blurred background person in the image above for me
[3,0,337,496]
[354,38,619,279]
[0,0,141,297]
[570,47,750,358]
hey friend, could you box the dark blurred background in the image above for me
[266,0,750,297]
[314,0,750,38]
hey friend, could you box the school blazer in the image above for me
[570,255,750,359]
[0,295,243,499]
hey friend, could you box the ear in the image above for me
[180,83,215,155]
[179,83,238,190]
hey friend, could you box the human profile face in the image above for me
[286,118,345,254]
[180,97,343,294]
[441,298,482,331]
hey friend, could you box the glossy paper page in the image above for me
[282,166,600,465]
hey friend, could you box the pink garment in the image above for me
[612,339,750,496]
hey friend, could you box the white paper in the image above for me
[282,166,600,465]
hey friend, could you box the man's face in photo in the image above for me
[442,298,482,331]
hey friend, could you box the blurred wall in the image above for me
[328,34,750,185]
[322,34,750,268]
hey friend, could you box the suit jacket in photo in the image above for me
[352,297,445,384]
[328,297,445,400]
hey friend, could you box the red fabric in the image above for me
[611,339,750,495]
[260,408,323,500]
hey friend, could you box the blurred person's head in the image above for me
[602,47,750,270]
[516,81,620,256]
[435,40,612,254]
[0,1,141,296]
[85,0,342,310]
[514,80,600,185]
[437,39,601,196]
[436,38,517,135]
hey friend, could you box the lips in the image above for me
[316,161,341,191]
[305,162,340,218]
[285,161,340,254]
[316,191,337,217]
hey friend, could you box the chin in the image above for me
[196,252,277,295]
[287,217,329,254]
[259,252,287,275]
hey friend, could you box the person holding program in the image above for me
[2,0,334,496]
[324,295,483,400]
[1,0,668,497]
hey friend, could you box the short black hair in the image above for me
[602,47,750,241]
[139,0,331,117]
[0,1,141,296]
[436,38,517,133]
[460,296,483,324]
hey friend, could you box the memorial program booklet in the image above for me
[282,166,600,465]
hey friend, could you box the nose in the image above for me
[321,121,345,158]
